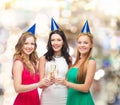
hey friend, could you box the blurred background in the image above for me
[0,0,120,105]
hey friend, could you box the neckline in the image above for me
[53,55,62,58]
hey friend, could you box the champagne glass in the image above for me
[51,63,56,77]
[51,63,59,78]
[51,63,56,72]
[54,67,59,78]
[51,64,59,85]
[45,66,52,79]
[45,68,50,79]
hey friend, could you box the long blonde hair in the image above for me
[13,32,39,73]
[73,33,93,82]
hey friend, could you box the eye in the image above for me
[51,39,55,41]
[24,42,28,45]
[84,42,88,44]
[57,39,62,41]
[31,43,35,45]
[78,41,81,44]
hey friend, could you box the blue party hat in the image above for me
[27,24,36,35]
[81,20,90,33]
[51,18,59,31]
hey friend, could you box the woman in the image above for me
[12,30,49,105]
[56,20,96,105]
[39,18,72,105]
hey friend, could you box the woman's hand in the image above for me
[49,75,55,85]
[55,78,67,86]
[38,76,55,88]
[38,78,50,88]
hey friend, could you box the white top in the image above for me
[41,56,68,105]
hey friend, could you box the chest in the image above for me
[22,67,40,84]
[67,68,79,83]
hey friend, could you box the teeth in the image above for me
[80,48,85,50]
[54,47,59,49]
[26,50,32,52]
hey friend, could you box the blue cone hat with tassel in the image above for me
[81,20,90,33]
[51,18,59,31]
[27,23,36,35]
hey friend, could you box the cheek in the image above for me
[61,42,64,47]
[22,46,25,50]
[51,41,54,46]
[57,41,63,47]
[30,44,35,48]
[77,43,80,48]
[34,46,36,50]
[31,46,35,51]
[90,44,93,48]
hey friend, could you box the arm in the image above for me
[38,56,49,88]
[38,56,55,88]
[38,56,46,80]
[13,60,39,93]
[57,60,96,93]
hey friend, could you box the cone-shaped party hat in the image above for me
[81,20,90,33]
[27,24,36,35]
[51,18,59,31]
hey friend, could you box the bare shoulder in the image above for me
[39,56,46,64]
[88,57,96,64]
[88,59,96,65]
[39,56,46,61]
[13,60,23,67]
[87,59,96,71]
[13,60,23,72]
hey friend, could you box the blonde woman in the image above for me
[12,25,49,105]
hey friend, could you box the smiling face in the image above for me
[77,35,92,57]
[51,33,63,55]
[22,36,35,56]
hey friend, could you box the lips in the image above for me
[53,46,60,49]
[79,47,86,51]
[25,49,33,53]
[26,50,32,52]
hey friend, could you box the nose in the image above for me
[80,43,84,46]
[53,40,58,44]
[27,44,33,48]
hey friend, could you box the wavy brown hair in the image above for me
[72,33,93,82]
[13,32,39,73]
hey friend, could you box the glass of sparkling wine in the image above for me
[51,63,56,71]
[45,66,52,80]
[51,63,56,77]
[51,63,60,85]
[53,67,58,78]
[51,63,59,78]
